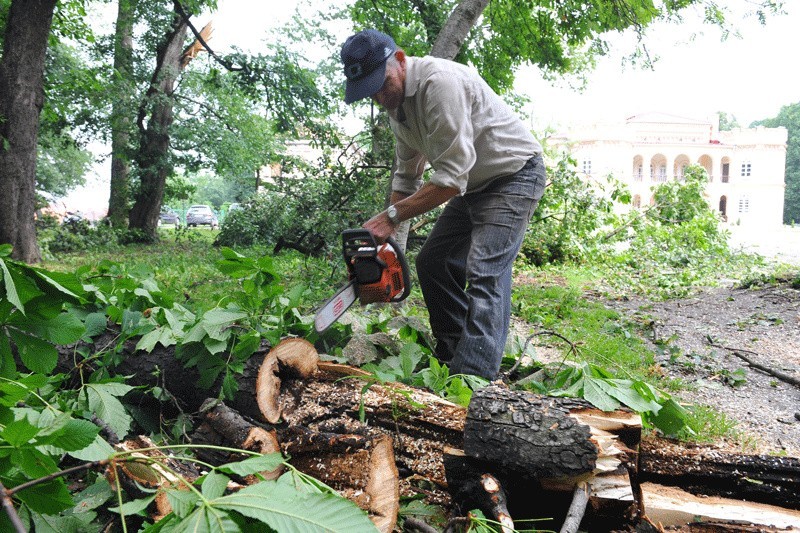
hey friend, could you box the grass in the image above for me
[40,233,786,446]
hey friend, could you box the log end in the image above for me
[255,351,282,424]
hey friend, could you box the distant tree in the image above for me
[718,111,740,131]
[752,102,800,224]
[0,0,57,263]
[108,0,136,227]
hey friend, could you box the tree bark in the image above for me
[0,0,57,263]
[430,0,490,61]
[639,438,800,509]
[128,5,188,238]
[108,0,136,228]
[464,386,640,481]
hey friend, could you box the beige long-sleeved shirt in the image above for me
[390,56,542,196]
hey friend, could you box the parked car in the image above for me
[186,204,219,229]
[159,207,182,227]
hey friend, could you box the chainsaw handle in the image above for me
[386,236,411,303]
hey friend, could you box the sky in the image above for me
[65,1,800,213]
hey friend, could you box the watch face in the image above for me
[388,205,398,221]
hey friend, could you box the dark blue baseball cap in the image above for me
[341,29,397,104]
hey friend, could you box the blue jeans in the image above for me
[415,154,546,380]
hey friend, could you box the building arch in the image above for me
[719,195,727,221]
[720,156,731,183]
[650,154,667,182]
[673,154,691,180]
[697,154,713,179]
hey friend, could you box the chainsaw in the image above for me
[313,229,411,334]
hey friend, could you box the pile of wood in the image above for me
[89,335,800,531]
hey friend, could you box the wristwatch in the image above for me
[386,204,401,224]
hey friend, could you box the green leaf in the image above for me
[0,258,23,313]
[136,326,177,352]
[202,471,230,500]
[15,478,74,514]
[0,334,17,378]
[215,482,378,532]
[68,434,116,461]
[12,447,59,479]
[582,376,621,412]
[0,417,40,446]
[166,489,201,519]
[84,383,133,437]
[7,328,58,374]
[109,494,156,515]
[174,506,241,533]
[231,331,260,359]
[649,398,690,437]
[217,453,284,477]
[9,311,85,345]
[43,418,100,451]
[32,269,84,300]
[83,312,108,338]
[606,379,662,414]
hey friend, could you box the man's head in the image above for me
[341,29,404,106]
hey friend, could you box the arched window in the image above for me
[719,196,727,221]
[633,155,643,182]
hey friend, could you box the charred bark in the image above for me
[0,0,57,263]
[639,438,800,509]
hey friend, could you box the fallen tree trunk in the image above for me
[57,331,800,529]
[639,438,800,509]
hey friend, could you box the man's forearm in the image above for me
[364,183,459,241]
[390,183,459,222]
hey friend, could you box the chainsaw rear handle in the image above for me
[341,228,411,303]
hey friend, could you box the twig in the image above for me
[559,481,590,533]
[508,329,579,375]
[707,340,800,389]
[0,482,26,532]
[404,516,440,533]
[5,460,108,497]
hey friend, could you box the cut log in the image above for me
[191,400,283,481]
[271,337,319,378]
[284,430,399,533]
[111,435,200,521]
[280,362,466,500]
[464,385,641,484]
[639,438,800,509]
[590,477,800,530]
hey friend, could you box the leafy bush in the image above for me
[215,145,386,254]
[521,154,624,266]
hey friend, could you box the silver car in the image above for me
[186,204,219,229]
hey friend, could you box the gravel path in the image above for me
[605,282,800,456]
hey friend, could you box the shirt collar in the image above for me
[403,56,421,98]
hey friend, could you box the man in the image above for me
[341,29,546,381]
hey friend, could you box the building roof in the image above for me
[626,112,712,126]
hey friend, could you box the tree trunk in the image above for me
[128,6,188,238]
[430,0,490,61]
[107,0,136,228]
[0,0,57,263]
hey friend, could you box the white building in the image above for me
[554,112,787,227]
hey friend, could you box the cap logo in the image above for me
[345,63,363,79]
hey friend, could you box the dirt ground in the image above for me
[605,280,800,456]
[514,227,800,457]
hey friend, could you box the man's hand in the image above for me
[363,183,459,242]
[363,211,396,243]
